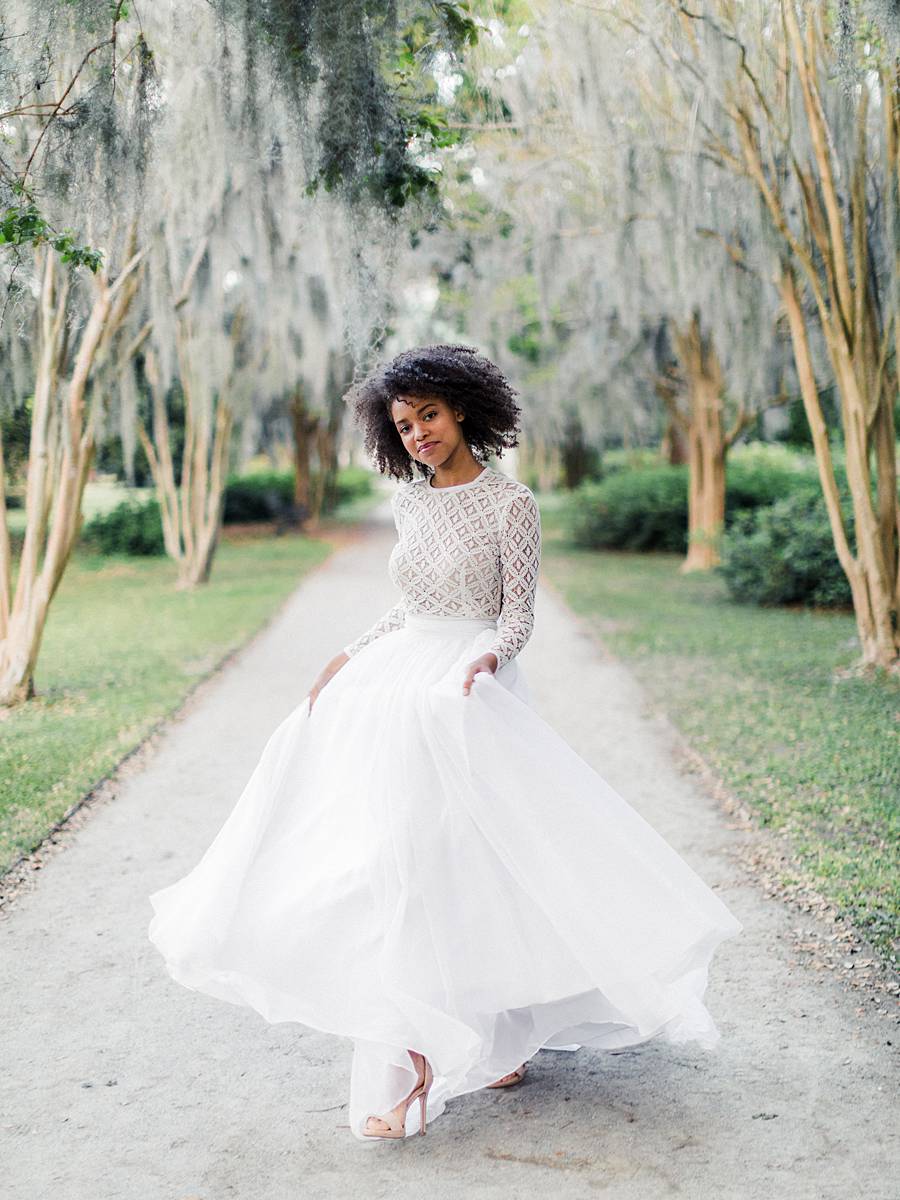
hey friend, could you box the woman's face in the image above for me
[391,394,466,469]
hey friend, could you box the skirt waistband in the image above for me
[404,612,497,636]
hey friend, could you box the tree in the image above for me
[421,1,788,564]
[650,0,899,668]
[0,0,151,704]
[0,0,484,703]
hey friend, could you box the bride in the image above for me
[148,343,743,1142]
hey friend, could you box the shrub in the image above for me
[333,464,377,503]
[595,447,663,478]
[718,489,853,608]
[222,466,375,523]
[725,442,827,517]
[561,446,826,554]
[562,466,690,552]
[80,497,165,556]
[79,467,378,554]
[222,471,295,523]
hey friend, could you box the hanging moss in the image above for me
[213,0,479,209]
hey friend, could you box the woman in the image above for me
[147,344,743,1142]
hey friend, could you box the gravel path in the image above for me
[1,496,896,1200]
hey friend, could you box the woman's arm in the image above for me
[308,599,406,711]
[342,597,407,658]
[483,486,542,671]
[461,486,541,695]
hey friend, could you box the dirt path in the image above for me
[1,496,896,1199]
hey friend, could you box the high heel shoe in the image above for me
[362,1052,434,1139]
[486,1062,527,1088]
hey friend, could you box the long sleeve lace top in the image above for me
[342,464,541,671]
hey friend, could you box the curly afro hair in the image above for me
[344,343,523,482]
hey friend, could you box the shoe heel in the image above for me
[418,1089,428,1135]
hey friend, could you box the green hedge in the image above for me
[330,464,377,503]
[222,471,295,523]
[223,466,375,521]
[558,447,860,610]
[563,466,690,552]
[80,466,377,556]
[561,453,828,554]
[718,489,854,608]
[80,497,166,556]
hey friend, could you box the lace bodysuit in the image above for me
[342,464,542,670]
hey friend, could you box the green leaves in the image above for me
[412,106,460,149]
[237,0,479,212]
[433,2,480,50]
[0,203,45,247]
[0,203,103,272]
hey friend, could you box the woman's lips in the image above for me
[419,442,439,455]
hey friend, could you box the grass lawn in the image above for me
[0,488,381,876]
[538,493,900,963]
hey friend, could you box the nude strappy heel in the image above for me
[486,1062,527,1088]
[362,1052,434,1139]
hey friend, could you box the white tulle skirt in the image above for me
[148,612,743,1139]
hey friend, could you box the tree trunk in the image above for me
[310,422,334,523]
[673,313,728,571]
[660,412,689,465]
[290,383,319,509]
[654,371,690,465]
[737,5,900,671]
[521,434,559,493]
[780,265,899,669]
[0,233,144,706]
[175,381,234,589]
[139,335,235,591]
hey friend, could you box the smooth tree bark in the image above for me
[137,303,247,590]
[719,1,900,669]
[133,235,242,590]
[0,230,145,704]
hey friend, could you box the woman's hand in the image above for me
[308,651,349,713]
[462,652,498,696]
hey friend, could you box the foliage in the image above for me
[0,202,103,272]
[562,466,690,553]
[222,472,296,524]
[718,490,855,609]
[724,444,825,513]
[93,431,155,488]
[560,451,827,554]
[222,0,479,211]
[774,387,842,450]
[0,7,152,271]
[0,403,32,495]
[80,496,165,555]
[78,467,377,552]
[332,463,379,502]
[224,466,374,522]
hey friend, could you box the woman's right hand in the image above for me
[307,651,350,713]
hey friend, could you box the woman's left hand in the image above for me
[462,652,499,696]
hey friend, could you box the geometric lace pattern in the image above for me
[343,465,542,670]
